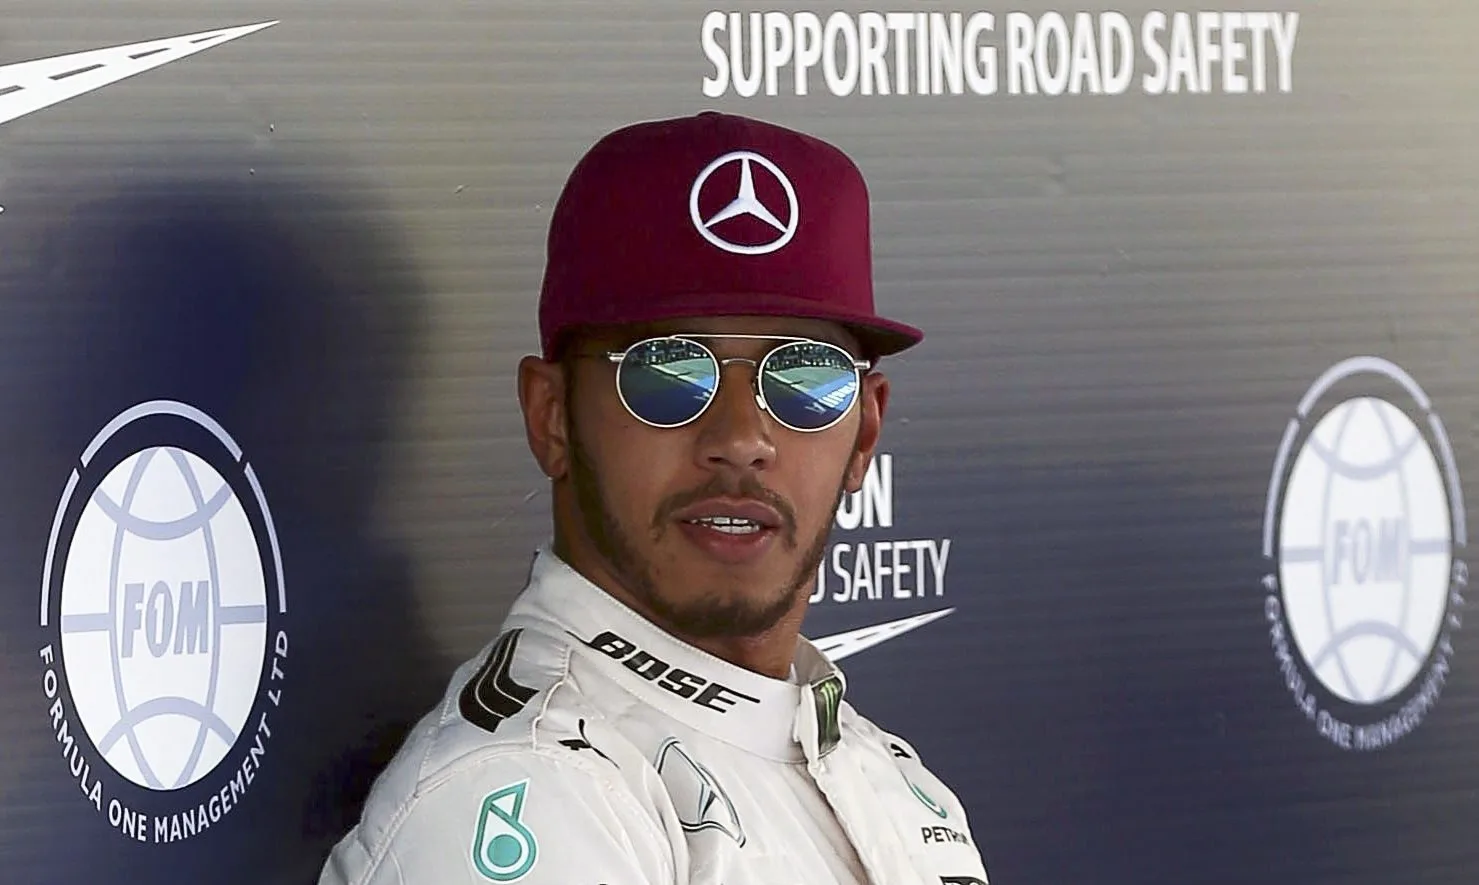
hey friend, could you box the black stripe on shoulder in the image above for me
[459,629,539,734]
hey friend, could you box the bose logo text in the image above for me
[585,630,761,713]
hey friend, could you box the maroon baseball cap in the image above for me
[537,110,923,361]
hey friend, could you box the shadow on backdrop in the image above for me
[0,141,441,884]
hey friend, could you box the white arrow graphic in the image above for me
[0,21,279,214]
[810,607,957,663]
[0,21,279,127]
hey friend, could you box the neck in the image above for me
[679,608,806,681]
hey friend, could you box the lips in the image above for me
[673,496,784,564]
[673,498,782,531]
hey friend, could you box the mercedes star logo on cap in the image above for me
[688,150,799,256]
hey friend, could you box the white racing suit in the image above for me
[319,546,991,885]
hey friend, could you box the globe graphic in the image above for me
[1278,396,1452,706]
[58,445,268,791]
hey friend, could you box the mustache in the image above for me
[653,474,797,537]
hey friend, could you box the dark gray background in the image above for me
[0,2,1476,883]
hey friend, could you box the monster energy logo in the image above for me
[812,674,844,756]
[472,780,538,882]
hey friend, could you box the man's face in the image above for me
[542,315,888,640]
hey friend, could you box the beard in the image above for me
[566,423,844,640]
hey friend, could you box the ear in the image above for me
[843,372,890,493]
[518,354,571,480]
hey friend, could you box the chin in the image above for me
[659,587,796,640]
[680,549,793,585]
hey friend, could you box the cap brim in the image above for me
[550,289,923,361]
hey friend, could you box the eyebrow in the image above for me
[642,328,852,346]
[809,330,853,349]
[601,327,863,360]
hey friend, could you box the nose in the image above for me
[694,359,777,472]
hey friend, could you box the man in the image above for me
[319,111,991,885]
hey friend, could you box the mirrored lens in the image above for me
[760,342,860,431]
[617,338,718,427]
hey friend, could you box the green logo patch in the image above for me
[906,776,949,820]
[472,780,538,882]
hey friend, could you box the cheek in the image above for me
[784,439,854,522]
[589,422,693,519]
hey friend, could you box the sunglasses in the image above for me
[593,334,871,433]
